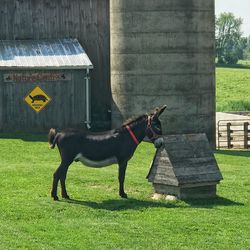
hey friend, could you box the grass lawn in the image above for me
[216,63,250,112]
[0,134,249,249]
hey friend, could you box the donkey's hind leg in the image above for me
[51,159,72,201]
[118,161,128,198]
[60,165,70,199]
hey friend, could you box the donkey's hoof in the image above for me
[120,193,128,199]
[53,196,59,201]
[62,194,70,199]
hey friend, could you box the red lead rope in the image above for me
[125,125,139,145]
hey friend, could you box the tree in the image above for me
[216,12,245,64]
[243,35,250,60]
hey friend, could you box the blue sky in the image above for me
[215,0,250,36]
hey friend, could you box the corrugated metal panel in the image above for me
[0,38,93,69]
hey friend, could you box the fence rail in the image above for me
[217,119,250,149]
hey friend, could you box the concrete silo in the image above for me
[110,0,215,144]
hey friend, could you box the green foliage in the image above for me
[216,64,250,111]
[243,36,250,60]
[216,13,246,65]
[0,134,250,249]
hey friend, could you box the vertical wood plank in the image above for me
[0,0,110,130]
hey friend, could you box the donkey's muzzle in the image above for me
[153,137,164,148]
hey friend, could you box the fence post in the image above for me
[244,122,249,149]
[217,121,221,149]
[226,122,232,148]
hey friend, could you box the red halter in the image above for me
[146,116,161,140]
[126,116,161,145]
[125,125,139,145]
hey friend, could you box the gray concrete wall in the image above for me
[110,0,216,144]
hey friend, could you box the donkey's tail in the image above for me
[48,128,58,149]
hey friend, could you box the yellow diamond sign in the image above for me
[24,86,51,113]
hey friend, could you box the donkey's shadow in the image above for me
[62,196,243,211]
[62,198,180,211]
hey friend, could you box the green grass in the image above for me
[216,63,250,112]
[0,134,250,249]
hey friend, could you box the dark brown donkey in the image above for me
[48,105,166,201]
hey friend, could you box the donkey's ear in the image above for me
[156,105,167,117]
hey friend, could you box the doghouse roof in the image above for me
[0,38,93,70]
[147,134,223,187]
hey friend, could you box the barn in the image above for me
[0,0,110,131]
[0,38,93,131]
[0,0,216,146]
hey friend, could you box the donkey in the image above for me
[48,105,166,201]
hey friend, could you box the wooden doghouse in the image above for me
[147,134,223,199]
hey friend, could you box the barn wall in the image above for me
[0,0,110,129]
[110,0,216,145]
[0,70,86,131]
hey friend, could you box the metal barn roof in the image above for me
[0,38,93,69]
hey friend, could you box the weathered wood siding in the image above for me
[148,134,222,186]
[147,134,223,199]
[0,0,110,129]
[0,70,86,131]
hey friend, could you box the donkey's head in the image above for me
[146,105,167,148]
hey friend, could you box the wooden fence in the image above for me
[217,119,250,149]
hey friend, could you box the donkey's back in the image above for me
[48,128,121,162]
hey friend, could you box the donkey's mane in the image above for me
[122,114,147,126]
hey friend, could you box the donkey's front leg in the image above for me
[118,161,128,198]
